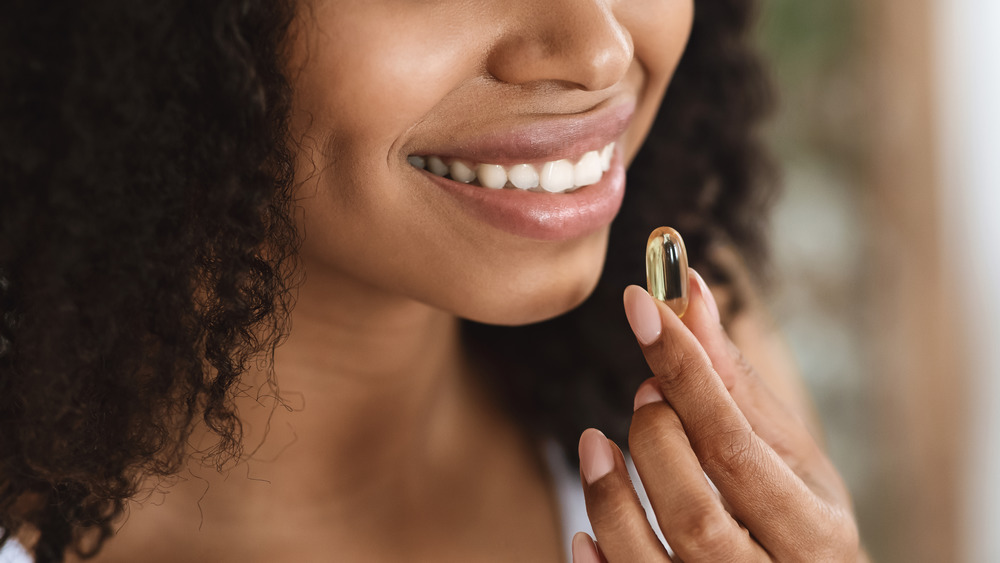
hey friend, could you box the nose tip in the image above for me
[486,1,634,91]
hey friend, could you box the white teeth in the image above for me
[539,159,575,193]
[600,142,614,172]
[574,151,603,187]
[427,156,449,176]
[477,164,507,189]
[507,164,539,190]
[450,160,476,183]
[408,140,615,193]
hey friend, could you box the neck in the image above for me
[166,265,508,529]
[248,269,471,486]
[97,264,564,563]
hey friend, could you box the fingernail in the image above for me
[633,380,665,411]
[571,532,601,563]
[578,428,615,484]
[623,285,662,346]
[690,269,721,324]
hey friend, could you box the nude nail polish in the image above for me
[579,428,615,484]
[633,380,665,411]
[623,285,662,346]
[690,269,720,324]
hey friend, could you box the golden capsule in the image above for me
[645,226,689,317]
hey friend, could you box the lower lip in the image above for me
[421,146,626,242]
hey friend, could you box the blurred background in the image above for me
[756,0,999,561]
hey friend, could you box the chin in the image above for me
[450,243,608,327]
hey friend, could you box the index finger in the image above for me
[623,284,833,555]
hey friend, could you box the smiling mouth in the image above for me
[407,140,617,194]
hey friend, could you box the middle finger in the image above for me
[630,380,768,562]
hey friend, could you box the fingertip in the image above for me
[689,268,721,325]
[633,379,665,411]
[571,532,601,563]
[623,285,662,346]
[579,428,615,485]
[685,269,741,388]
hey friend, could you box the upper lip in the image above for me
[408,100,635,166]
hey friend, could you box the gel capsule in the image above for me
[645,226,689,317]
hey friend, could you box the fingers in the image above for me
[683,271,850,506]
[578,428,672,562]
[571,532,608,563]
[622,284,836,557]
[683,273,814,459]
[630,382,769,562]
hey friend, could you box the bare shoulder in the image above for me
[706,244,822,440]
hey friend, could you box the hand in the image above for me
[573,272,862,562]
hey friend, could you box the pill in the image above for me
[645,226,689,317]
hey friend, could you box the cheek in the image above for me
[287,2,479,148]
[285,3,475,264]
[624,0,694,78]
[619,0,694,157]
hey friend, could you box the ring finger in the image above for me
[579,428,672,562]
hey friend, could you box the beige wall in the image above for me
[862,0,963,560]
[762,1,965,559]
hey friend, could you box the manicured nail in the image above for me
[579,428,615,484]
[633,380,665,411]
[572,532,601,563]
[690,269,721,324]
[623,285,662,346]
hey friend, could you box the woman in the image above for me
[0,0,863,561]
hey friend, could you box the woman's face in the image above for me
[286,0,693,325]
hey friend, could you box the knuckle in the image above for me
[589,495,640,536]
[698,421,758,473]
[731,344,756,378]
[788,437,826,476]
[673,511,740,559]
[654,343,709,394]
[798,507,860,562]
[628,404,684,452]
[760,425,811,470]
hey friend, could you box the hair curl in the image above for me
[1,1,297,561]
[0,0,775,560]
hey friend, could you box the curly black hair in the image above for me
[0,0,775,561]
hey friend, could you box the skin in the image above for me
[573,275,866,562]
[286,0,689,324]
[71,0,861,561]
